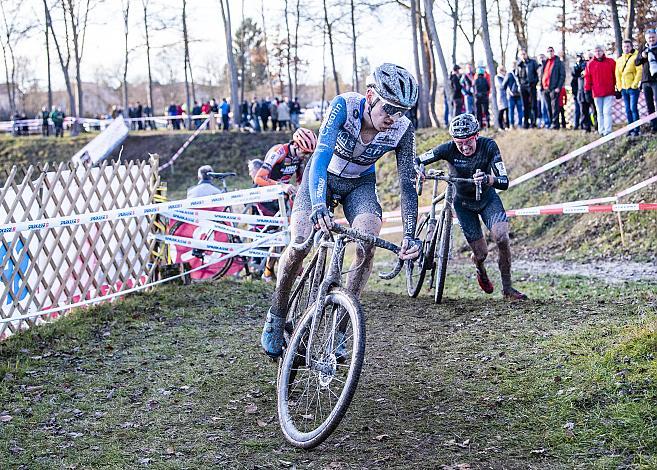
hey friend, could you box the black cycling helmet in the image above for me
[449,113,480,139]
[366,63,419,108]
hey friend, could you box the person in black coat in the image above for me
[515,49,539,128]
[635,28,657,133]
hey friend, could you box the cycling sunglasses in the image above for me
[371,91,410,120]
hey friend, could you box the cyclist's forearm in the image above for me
[254,169,277,186]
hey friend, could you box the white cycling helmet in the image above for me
[366,63,419,108]
[198,165,213,180]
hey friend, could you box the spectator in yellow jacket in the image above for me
[616,39,643,136]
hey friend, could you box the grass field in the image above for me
[1,263,655,469]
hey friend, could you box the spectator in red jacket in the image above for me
[584,45,617,136]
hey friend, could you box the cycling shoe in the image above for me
[503,287,528,301]
[476,268,494,294]
[260,310,286,358]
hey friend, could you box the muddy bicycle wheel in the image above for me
[406,214,439,298]
[434,206,453,304]
[277,288,365,449]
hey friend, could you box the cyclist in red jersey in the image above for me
[252,127,318,281]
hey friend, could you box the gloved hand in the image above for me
[399,236,421,260]
[414,156,427,181]
[310,203,333,235]
[283,184,297,196]
[473,169,490,187]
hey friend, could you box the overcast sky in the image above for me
[16,0,613,91]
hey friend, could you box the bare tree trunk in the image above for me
[182,0,192,128]
[411,0,428,127]
[260,0,275,97]
[122,1,130,115]
[451,0,458,66]
[321,25,327,119]
[424,0,451,107]
[425,13,440,126]
[625,0,636,40]
[43,0,77,117]
[350,0,359,92]
[64,0,87,118]
[220,0,239,128]
[142,0,154,110]
[293,0,300,97]
[609,0,623,56]
[496,0,505,66]
[561,0,566,61]
[509,0,528,51]
[45,2,53,110]
[284,0,293,98]
[419,10,432,127]
[0,2,15,114]
[480,0,499,128]
[323,0,340,95]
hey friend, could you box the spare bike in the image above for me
[406,168,480,303]
[277,224,403,449]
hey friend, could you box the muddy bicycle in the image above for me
[406,168,480,303]
[276,224,404,449]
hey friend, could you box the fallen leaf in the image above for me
[373,434,389,441]
[530,448,546,455]
[257,419,269,427]
[165,447,175,455]
[457,439,471,448]
[278,459,293,468]
[245,403,258,414]
[0,415,12,423]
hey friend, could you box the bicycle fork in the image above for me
[305,235,346,370]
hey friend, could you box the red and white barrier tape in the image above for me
[158,118,210,171]
[0,185,284,234]
[509,111,657,188]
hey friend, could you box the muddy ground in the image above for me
[1,263,655,469]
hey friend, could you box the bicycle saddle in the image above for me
[207,172,237,179]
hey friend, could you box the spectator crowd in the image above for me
[446,27,657,136]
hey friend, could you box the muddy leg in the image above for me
[270,211,313,317]
[345,214,382,299]
[469,237,489,273]
[491,221,512,292]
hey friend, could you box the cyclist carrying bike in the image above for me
[251,127,318,281]
[415,113,527,301]
[261,63,422,358]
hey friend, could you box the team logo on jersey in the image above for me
[495,161,507,176]
[352,109,360,119]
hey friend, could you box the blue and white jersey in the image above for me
[308,93,418,236]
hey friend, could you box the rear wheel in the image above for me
[278,288,365,449]
[434,206,453,304]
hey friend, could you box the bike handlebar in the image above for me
[289,225,404,280]
[416,169,481,201]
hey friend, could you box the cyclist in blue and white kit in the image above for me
[261,63,422,358]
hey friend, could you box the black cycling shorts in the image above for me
[453,191,508,243]
[294,163,383,224]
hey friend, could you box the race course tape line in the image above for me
[379,203,657,235]
[0,185,285,235]
[508,111,657,188]
[158,118,210,171]
[150,233,286,258]
[0,229,282,325]
[164,211,286,239]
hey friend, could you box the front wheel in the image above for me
[434,206,453,304]
[277,288,365,449]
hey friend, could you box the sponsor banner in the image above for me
[170,208,287,227]
[165,211,281,239]
[0,185,285,234]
